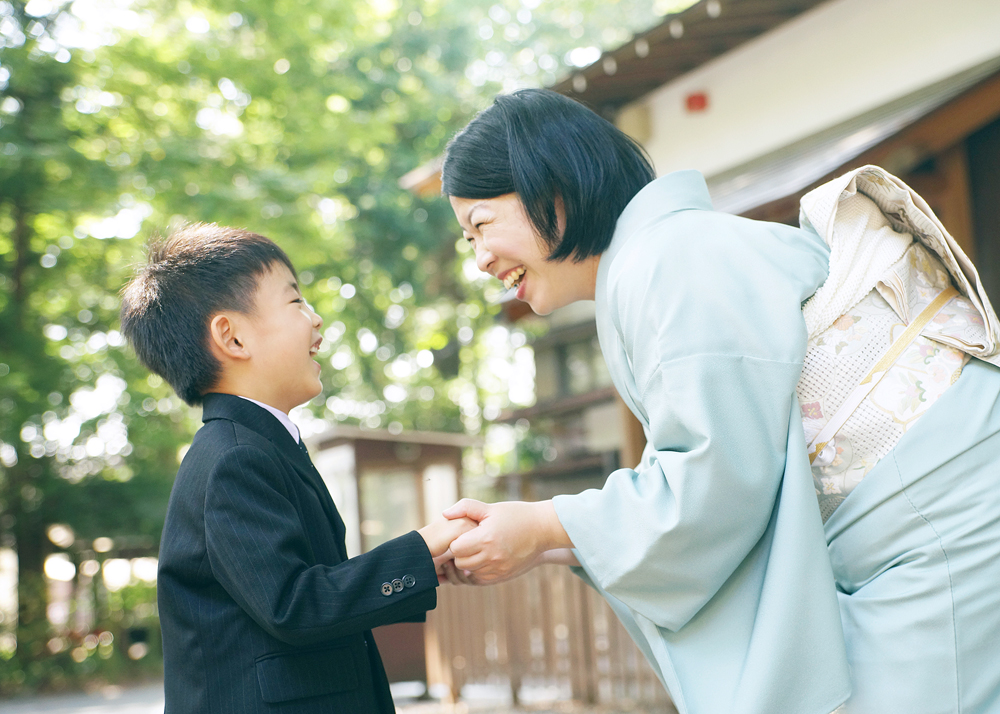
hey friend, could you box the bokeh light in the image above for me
[44,554,77,582]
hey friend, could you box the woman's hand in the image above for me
[417,515,477,558]
[436,546,580,586]
[441,499,574,583]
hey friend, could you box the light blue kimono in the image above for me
[552,171,1000,714]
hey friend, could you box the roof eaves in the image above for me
[550,0,828,114]
[706,55,1000,216]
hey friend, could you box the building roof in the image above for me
[402,2,1000,221]
[550,0,828,115]
[736,58,1000,223]
[308,422,482,451]
[398,155,443,198]
[398,0,829,195]
[707,55,1000,216]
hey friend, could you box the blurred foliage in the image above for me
[0,0,663,694]
[0,579,162,693]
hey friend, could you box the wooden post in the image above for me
[502,578,524,705]
[423,609,445,696]
[616,393,647,470]
[936,142,977,259]
[578,581,599,704]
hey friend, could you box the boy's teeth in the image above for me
[503,267,525,290]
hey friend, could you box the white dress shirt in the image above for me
[236,396,300,444]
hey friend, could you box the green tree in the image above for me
[0,3,190,688]
[0,0,662,692]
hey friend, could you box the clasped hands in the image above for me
[418,499,578,586]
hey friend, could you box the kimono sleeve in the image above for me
[553,212,829,632]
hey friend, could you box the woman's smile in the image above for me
[501,265,526,290]
[449,193,598,315]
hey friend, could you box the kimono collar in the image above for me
[592,170,713,427]
[597,170,713,299]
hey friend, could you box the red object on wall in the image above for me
[685,92,709,112]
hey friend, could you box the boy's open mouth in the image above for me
[503,266,525,290]
[309,338,322,356]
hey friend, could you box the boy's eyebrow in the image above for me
[286,280,300,294]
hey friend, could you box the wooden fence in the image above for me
[424,564,677,710]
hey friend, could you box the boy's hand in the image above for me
[436,557,478,586]
[417,516,477,559]
[440,499,573,583]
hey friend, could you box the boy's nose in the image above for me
[310,307,323,329]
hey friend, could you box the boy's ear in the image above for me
[208,313,251,362]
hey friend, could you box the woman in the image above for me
[438,88,1000,714]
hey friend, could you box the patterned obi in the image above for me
[797,242,984,522]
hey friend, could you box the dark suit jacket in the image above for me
[158,393,438,713]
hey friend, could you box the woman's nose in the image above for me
[474,243,495,273]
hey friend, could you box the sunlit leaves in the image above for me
[1,4,671,666]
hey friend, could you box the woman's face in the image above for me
[449,193,598,316]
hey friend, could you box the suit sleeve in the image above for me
[553,214,830,632]
[204,445,438,645]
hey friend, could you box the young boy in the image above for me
[120,224,474,713]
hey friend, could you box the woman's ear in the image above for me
[208,313,250,361]
[554,194,567,233]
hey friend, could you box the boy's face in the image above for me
[241,263,324,412]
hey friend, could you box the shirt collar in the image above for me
[236,396,300,443]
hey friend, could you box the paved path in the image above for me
[0,682,660,714]
[1,683,164,714]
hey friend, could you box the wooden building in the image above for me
[554,0,1000,297]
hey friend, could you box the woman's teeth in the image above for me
[503,267,525,290]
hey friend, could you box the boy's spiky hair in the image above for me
[120,223,296,406]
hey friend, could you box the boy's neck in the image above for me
[207,372,297,415]
[206,389,289,415]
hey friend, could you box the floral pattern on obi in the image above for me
[797,243,972,522]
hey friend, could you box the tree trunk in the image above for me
[13,471,48,662]
[11,200,31,321]
[7,200,50,663]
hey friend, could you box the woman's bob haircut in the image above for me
[441,88,655,263]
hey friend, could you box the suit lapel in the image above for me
[202,394,349,560]
[292,442,350,562]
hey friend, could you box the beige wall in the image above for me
[625,0,1000,179]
